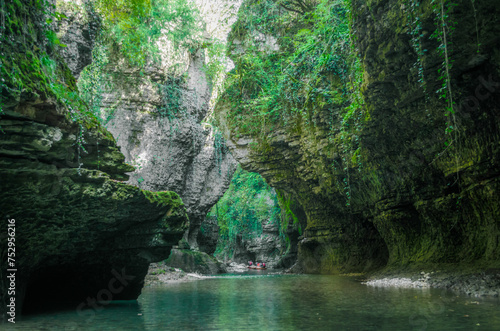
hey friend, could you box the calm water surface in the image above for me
[5,273,500,330]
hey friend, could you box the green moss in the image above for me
[0,0,104,130]
[142,190,184,209]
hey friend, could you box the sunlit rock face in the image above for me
[55,0,241,249]
[215,0,500,273]
[100,50,236,249]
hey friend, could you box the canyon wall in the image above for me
[215,0,500,273]
[0,0,188,315]
[55,0,239,249]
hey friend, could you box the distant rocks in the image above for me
[225,262,249,273]
[145,263,203,285]
[165,248,227,275]
[365,270,500,297]
[197,215,219,255]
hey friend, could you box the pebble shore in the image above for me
[365,270,500,297]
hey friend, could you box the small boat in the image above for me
[247,265,267,270]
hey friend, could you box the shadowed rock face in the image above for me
[56,0,100,79]
[0,1,188,315]
[230,218,297,269]
[215,0,500,273]
[198,216,219,255]
[0,99,189,314]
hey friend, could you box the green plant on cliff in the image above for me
[220,0,361,134]
[0,0,101,131]
[276,190,301,250]
[77,0,203,125]
[0,0,5,125]
[429,0,461,185]
[94,0,201,67]
[217,0,365,207]
[404,0,429,99]
[157,75,187,120]
[78,43,112,123]
[209,166,283,259]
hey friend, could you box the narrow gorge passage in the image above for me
[1,0,499,329]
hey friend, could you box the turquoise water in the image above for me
[5,273,500,330]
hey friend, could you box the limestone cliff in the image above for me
[55,0,100,79]
[100,52,237,249]
[54,0,238,249]
[0,0,188,315]
[215,0,500,273]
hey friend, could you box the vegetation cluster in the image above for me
[206,166,293,259]
[216,0,366,206]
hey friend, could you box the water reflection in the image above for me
[5,274,500,330]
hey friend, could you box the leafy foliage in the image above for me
[216,0,364,206]
[0,0,99,128]
[77,0,204,125]
[208,166,283,258]
[219,0,363,138]
[95,0,201,67]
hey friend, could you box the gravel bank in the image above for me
[365,269,500,297]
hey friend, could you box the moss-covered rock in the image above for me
[0,0,189,316]
[214,0,500,274]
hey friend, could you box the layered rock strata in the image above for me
[0,0,188,315]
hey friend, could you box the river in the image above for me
[5,273,500,330]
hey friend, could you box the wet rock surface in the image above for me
[165,248,227,275]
